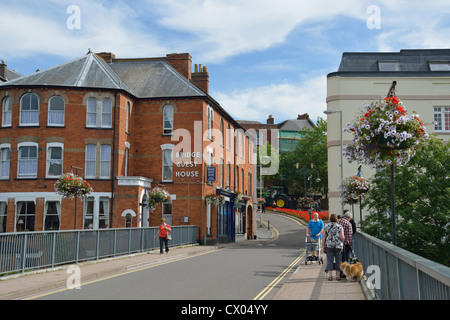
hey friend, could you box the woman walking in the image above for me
[156,218,171,254]
[322,214,345,280]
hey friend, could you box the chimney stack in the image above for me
[267,115,274,124]
[0,59,7,81]
[192,64,209,94]
[96,52,116,63]
[297,113,309,120]
[166,53,192,80]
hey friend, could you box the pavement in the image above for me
[0,215,369,300]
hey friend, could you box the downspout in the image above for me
[110,91,117,228]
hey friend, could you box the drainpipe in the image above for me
[110,91,117,227]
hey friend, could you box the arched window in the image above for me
[20,93,39,125]
[163,105,173,134]
[48,95,65,126]
[2,96,12,127]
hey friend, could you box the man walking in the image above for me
[306,212,324,260]
[338,211,353,262]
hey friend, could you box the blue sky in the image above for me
[1,0,449,124]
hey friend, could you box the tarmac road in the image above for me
[30,213,307,300]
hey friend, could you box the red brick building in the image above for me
[0,52,256,244]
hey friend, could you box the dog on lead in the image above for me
[340,261,363,282]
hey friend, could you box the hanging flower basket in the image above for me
[54,173,93,199]
[148,186,171,210]
[344,96,429,168]
[206,193,225,206]
[339,175,370,204]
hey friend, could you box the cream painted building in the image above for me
[325,49,450,225]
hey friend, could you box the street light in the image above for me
[307,163,320,220]
[323,109,344,213]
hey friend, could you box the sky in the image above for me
[1,0,450,124]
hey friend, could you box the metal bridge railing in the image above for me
[0,226,198,275]
[354,232,450,300]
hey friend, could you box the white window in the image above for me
[434,107,450,132]
[100,144,111,178]
[18,142,38,178]
[207,105,213,140]
[2,96,12,127]
[86,97,112,128]
[124,142,130,176]
[20,93,39,125]
[161,144,174,182]
[378,61,399,71]
[85,144,97,178]
[44,201,60,231]
[126,102,130,133]
[48,95,65,126]
[84,197,94,229]
[46,143,63,177]
[101,98,112,128]
[227,124,231,150]
[87,98,97,127]
[429,62,450,71]
[163,105,173,134]
[0,144,10,179]
[220,119,224,146]
[0,201,7,232]
[99,197,110,229]
[84,196,110,229]
[256,132,263,146]
[85,144,111,179]
[241,134,245,159]
[16,201,35,232]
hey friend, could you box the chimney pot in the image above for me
[96,52,116,63]
[267,115,274,124]
[0,59,7,80]
[166,53,192,80]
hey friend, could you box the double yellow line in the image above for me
[253,214,306,300]
[253,251,305,300]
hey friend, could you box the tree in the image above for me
[363,135,450,266]
[279,117,328,196]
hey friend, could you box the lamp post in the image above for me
[323,109,343,214]
[307,163,320,220]
[71,166,84,230]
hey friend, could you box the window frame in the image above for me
[161,144,174,182]
[20,93,40,126]
[47,95,65,126]
[163,104,174,135]
[46,142,64,178]
[434,107,450,132]
[17,142,38,179]
[0,143,10,179]
[2,96,12,127]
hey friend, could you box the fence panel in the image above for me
[354,232,450,300]
[0,226,197,275]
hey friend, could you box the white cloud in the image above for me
[374,1,450,51]
[149,0,368,62]
[213,74,327,123]
[0,0,169,61]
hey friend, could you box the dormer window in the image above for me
[378,61,399,71]
[429,61,450,71]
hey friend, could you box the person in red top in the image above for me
[156,218,171,254]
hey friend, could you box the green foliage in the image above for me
[279,117,328,196]
[363,135,450,266]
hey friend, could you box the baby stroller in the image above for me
[304,236,323,265]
